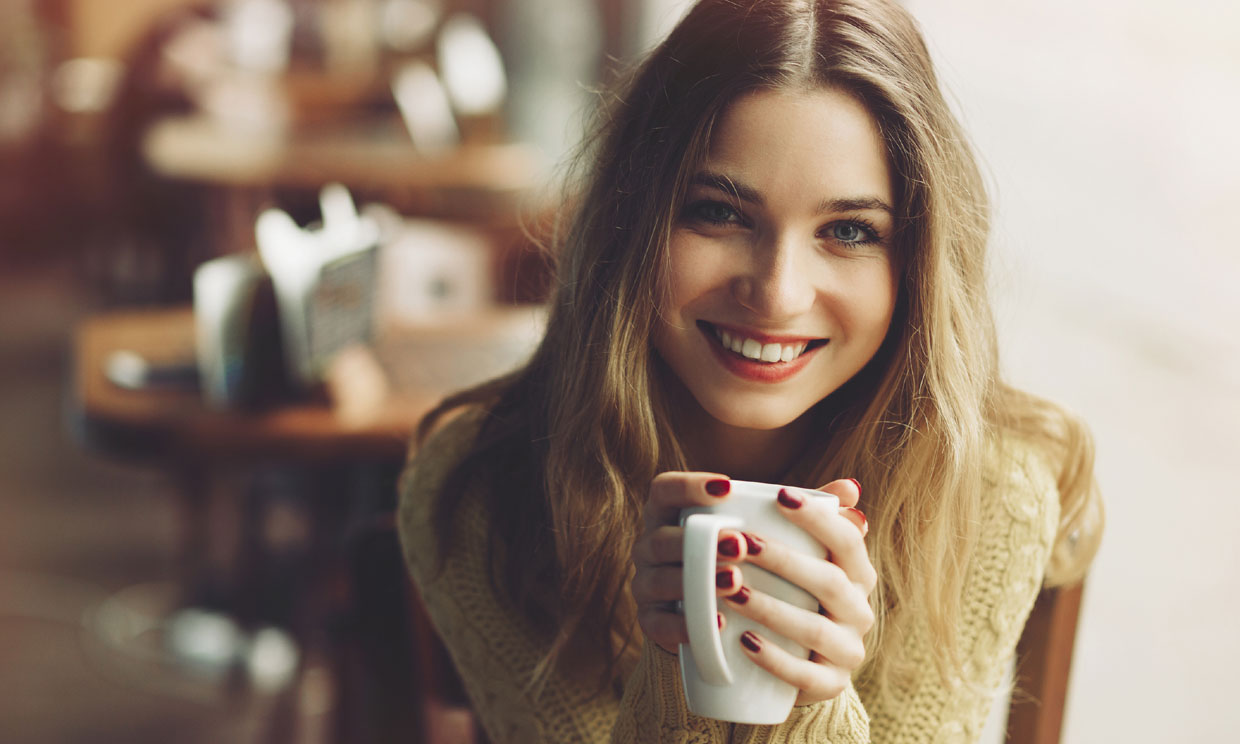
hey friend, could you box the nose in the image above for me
[730,231,816,321]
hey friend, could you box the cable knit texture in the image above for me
[398,409,1059,743]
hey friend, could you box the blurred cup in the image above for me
[193,254,266,408]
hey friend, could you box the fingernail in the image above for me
[718,534,741,558]
[848,478,862,495]
[724,586,750,605]
[715,568,735,589]
[705,479,731,497]
[740,631,762,653]
[717,612,724,629]
[777,488,803,509]
[846,507,868,534]
[742,532,764,556]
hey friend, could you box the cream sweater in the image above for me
[398,410,1060,743]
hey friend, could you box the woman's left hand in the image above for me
[715,478,877,705]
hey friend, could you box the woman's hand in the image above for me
[719,478,876,705]
[631,471,734,654]
[630,473,876,704]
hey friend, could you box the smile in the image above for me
[696,321,829,382]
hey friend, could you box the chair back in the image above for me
[1006,582,1086,744]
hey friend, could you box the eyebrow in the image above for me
[690,170,894,215]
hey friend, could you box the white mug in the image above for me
[678,481,837,725]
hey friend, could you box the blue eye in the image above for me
[826,220,880,245]
[832,222,863,242]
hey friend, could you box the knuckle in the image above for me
[859,604,876,634]
[818,675,848,700]
[839,639,866,670]
[650,471,679,487]
[809,623,834,656]
[630,570,652,601]
[631,537,650,565]
[791,663,822,693]
[657,528,683,561]
[818,563,849,603]
[655,568,679,598]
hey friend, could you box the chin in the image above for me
[695,395,809,432]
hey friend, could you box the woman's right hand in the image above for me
[630,471,737,654]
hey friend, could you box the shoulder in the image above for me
[397,406,490,583]
[400,407,488,503]
[970,431,1062,633]
[982,431,1061,546]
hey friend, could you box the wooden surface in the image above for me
[142,114,542,194]
[1008,582,1086,744]
[71,307,428,464]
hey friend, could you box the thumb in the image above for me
[815,477,861,509]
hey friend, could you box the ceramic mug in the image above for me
[678,481,837,724]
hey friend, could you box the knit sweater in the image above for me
[397,409,1061,743]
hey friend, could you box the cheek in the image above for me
[840,260,899,336]
[661,234,728,316]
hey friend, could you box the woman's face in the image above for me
[653,86,899,432]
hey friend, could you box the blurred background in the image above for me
[0,0,1236,742]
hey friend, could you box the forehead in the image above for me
[702,86,892,203]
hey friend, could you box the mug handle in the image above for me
[682,512,744,685]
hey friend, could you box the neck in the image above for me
[661,376,815,484]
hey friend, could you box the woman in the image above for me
[399,0,1104,741]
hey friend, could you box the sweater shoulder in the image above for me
[983,431,1062,551]
[397,406,489,582]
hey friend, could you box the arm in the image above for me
[859,441,1062,743]
[398,412,730,743]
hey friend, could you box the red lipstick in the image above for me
[698,322,827,384]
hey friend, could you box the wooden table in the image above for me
[69,307,445,743]
[141,113,544,225]
[143,114,540,193]
[71,306,424,464]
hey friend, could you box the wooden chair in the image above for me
[1006,582,1086,744]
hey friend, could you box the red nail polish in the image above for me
[725,586,750,605]
[846,507,868,530]
[718,534,740,558]
[742,532,764,556]
[705,479,731,497]
[740,631,762,653]
[717,612,724,629]
[715,568,735,589]
[777,488,803,509]
[848,478,862,495]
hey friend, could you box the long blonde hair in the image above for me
[420,0,1102,698]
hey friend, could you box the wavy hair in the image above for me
[419,0,1102,698]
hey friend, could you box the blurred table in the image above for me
[144,114,539,191]
[72,306,423,464]
[69,306,450,743]
[142,113,543,221]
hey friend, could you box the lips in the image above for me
[696,321,829,383]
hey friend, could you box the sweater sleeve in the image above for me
[398,410,732,743]
[858,438,1063,744]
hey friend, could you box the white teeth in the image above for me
[712,325,811,364]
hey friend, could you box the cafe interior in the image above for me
[0,0,674,741]
[3,1,1239,743]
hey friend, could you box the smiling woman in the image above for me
[655,87,898,442]
[397,1,1104,742]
